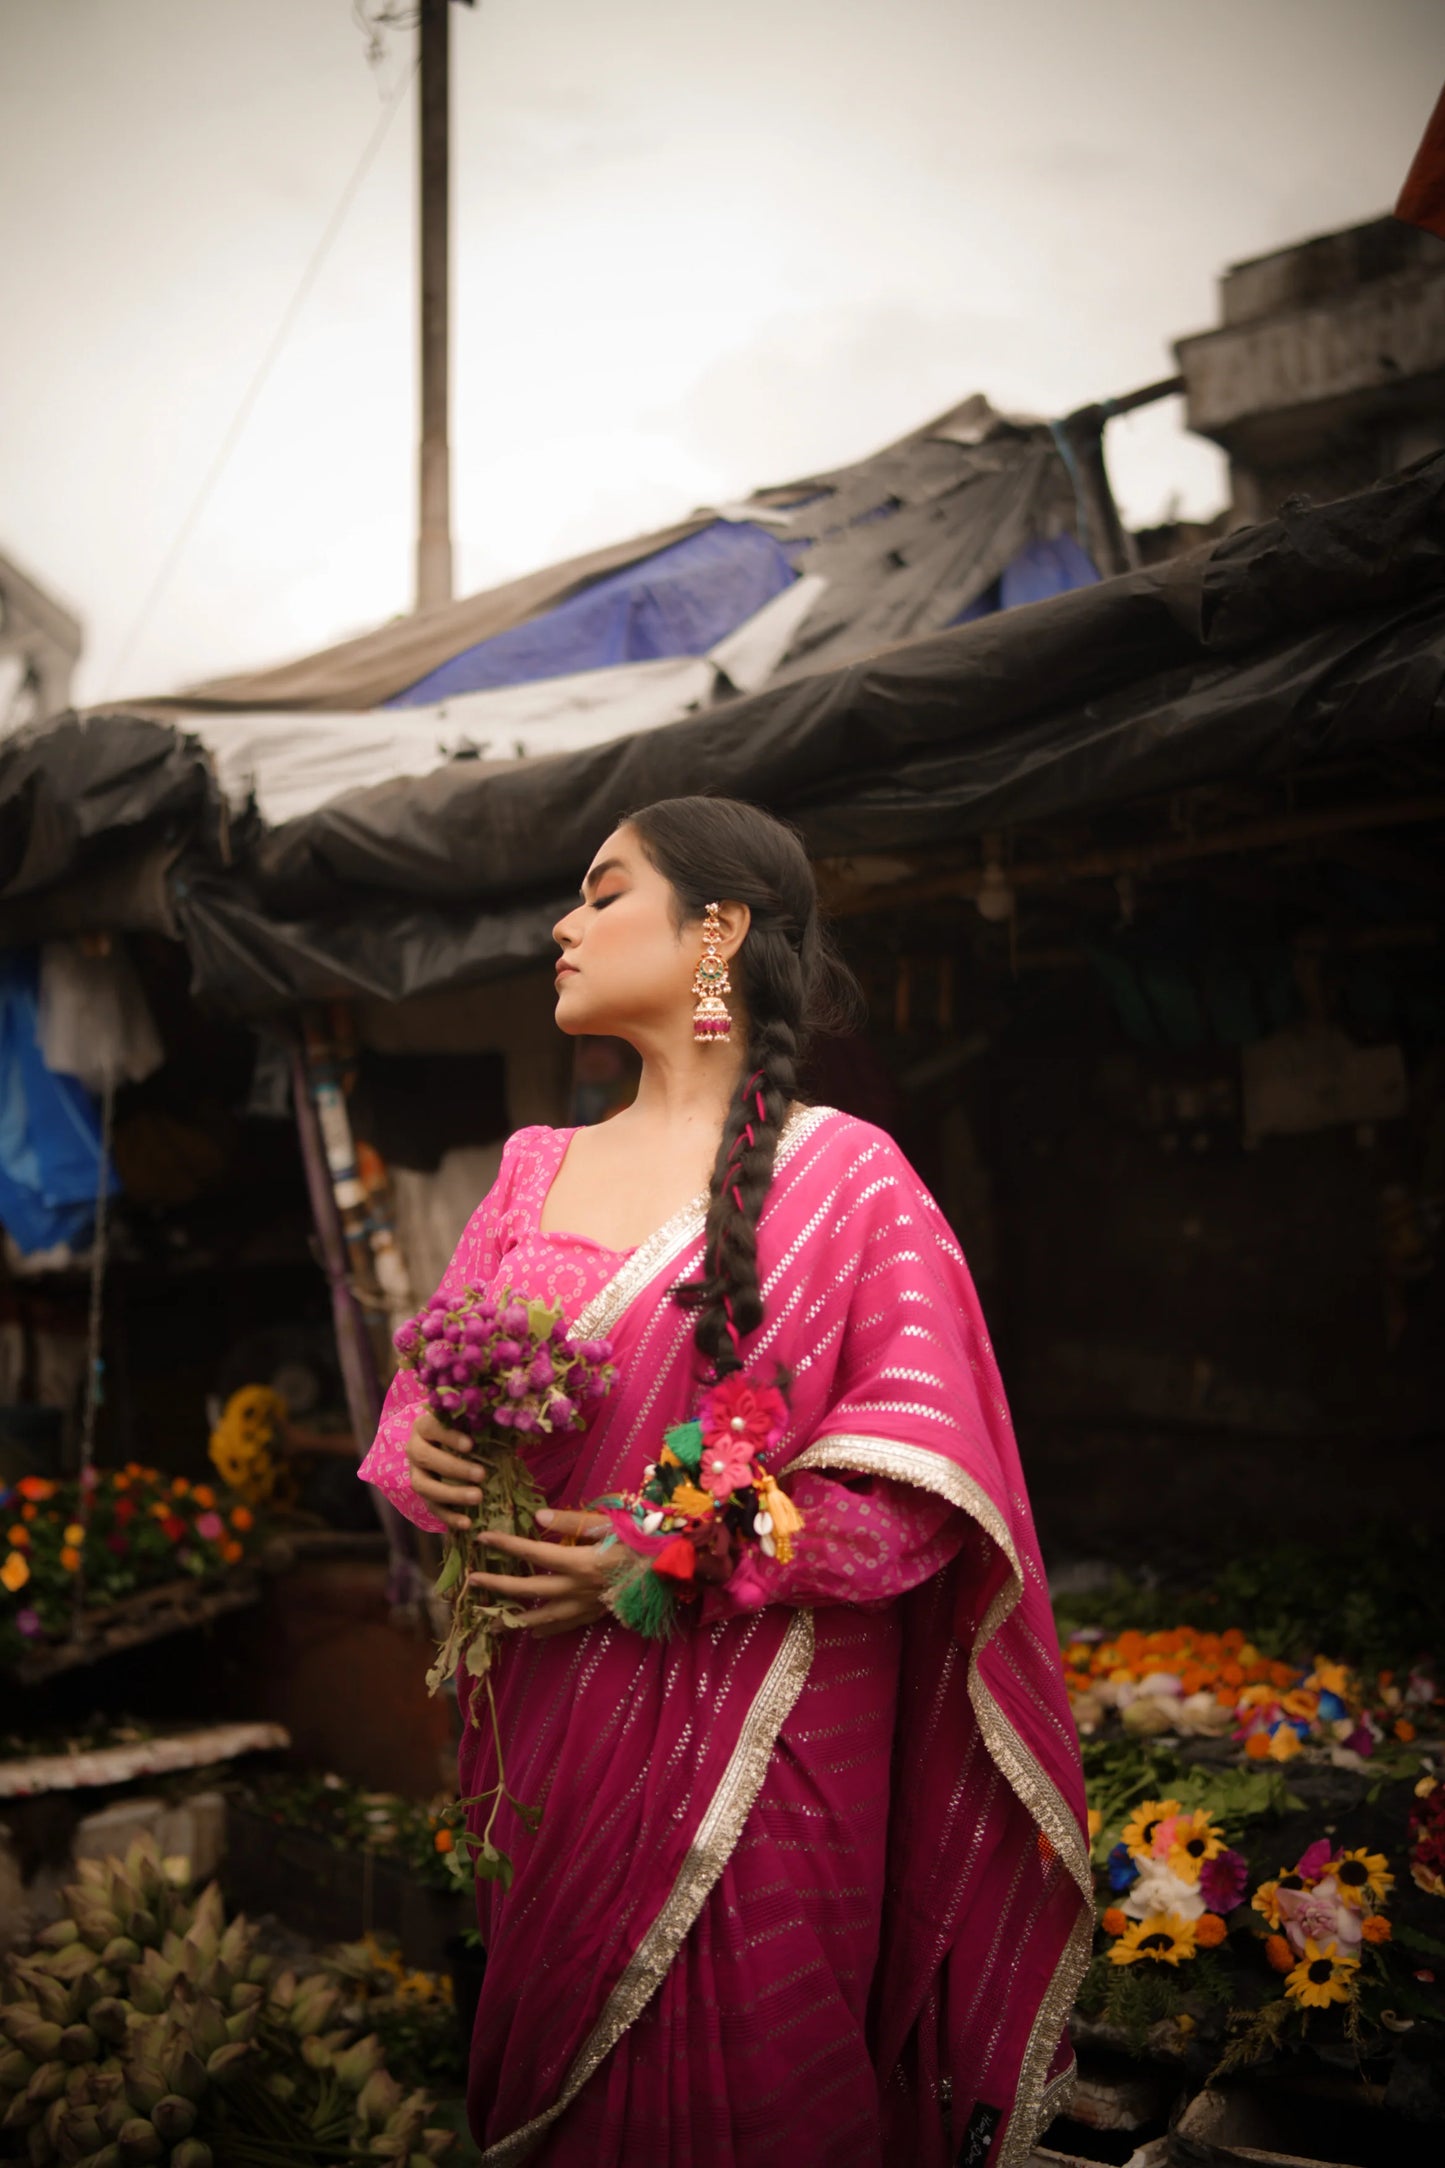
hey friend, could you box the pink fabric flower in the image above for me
[195,1512,224,1541]
[1295,1838,1334,1883]
[698,1431,756,1501]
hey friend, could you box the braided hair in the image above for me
[624,796,860,1378]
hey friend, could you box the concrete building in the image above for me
[0,547,82,730]
[1175,215,1445,522]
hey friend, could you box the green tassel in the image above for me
[611,1563,678,1639]
[662,1420,704,1474]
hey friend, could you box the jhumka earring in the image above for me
[691,902,733,1044]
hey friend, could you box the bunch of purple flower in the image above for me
[393,1288,615,1442]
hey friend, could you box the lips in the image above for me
[555,963,578,980]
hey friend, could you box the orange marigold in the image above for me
[6,1525,29,1548]
[230,1506,254,1532]
[16,1475,56,1501]
[434,1828,454,1854]
[1245,1731,1272,1760]
[1194,1913,1228,1948]
[1264,1934,1295,1974]
[59,1545,82,1572]
[192,1485,217,1509]
[221,1539,244,1564]
[1220,1661,1245,1688]
[1395,1720,1417,1744]
[1360,1914,1391,1944]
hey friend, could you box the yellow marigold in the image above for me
[1360,1914,1391,1944]
[1252,1880,1283,1930]
[1312,1661,1351,1697]
[1268,1726,1303,1762]
[59,1546,82,1572]
[63,1523,85,1546]
[1,1549,30,1592]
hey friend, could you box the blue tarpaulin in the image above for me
[951,531,1100,625]
[0,956,117,1255]
[388,520,797,707]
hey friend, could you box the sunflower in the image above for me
[1166,1809,1226,1883]
[1284,1938,1359,2008]
[1108,1913,1199,1967]
[1120,1799,1182,1858]
[1329,1848,1393,1909]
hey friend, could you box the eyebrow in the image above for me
[580,857,628,898]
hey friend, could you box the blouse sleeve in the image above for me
[698,1468,964,1622]
[356,1132,526,1532]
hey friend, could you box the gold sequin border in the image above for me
[787,1432,1091,2166]
[477,1608,817,2166]
[573,1103,838,1345]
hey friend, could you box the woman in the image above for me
[359,797,1089,2168]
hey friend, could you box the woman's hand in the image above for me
[405,1408,484,1532]
[468,1508,614,1638]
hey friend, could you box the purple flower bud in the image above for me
[462,1387,484,1418]
[512,1407,537,1433]
[421,1315,446,1341]
[493,1403,514,1426]
[504,1368,527,1400]
[546,1392,576,1426]
[427,1293,450,1312]
[462,1320,489,1347]
[449,1360,471,1385]
[493,1339,522,1365]
[393,1324,419,1355]
[436,1388,461,1408]
[501,1302,529,1335]
[550,1318,570,1343]
[528,1353,555,1390]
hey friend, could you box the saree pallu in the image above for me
[362,1107,1090,2167]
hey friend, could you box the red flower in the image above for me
[699,1374,786,1458]
[114,1498,136,1527]
[652,1536,697,1585]
[105,1533,129,1556]
[160,1515,187,1542]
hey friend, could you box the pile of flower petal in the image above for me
[0,1834,455,2166]
[1063,1626,1435,1762]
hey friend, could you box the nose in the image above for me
[553,901,583,950]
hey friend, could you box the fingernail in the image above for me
[537,1508,554,1526]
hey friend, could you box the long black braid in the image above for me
[624,796,859,1377]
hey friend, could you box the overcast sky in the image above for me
[1,0,1439,707]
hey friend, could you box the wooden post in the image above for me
[417,0,454,612]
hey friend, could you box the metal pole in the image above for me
[417,0,453,611]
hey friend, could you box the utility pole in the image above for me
[416,0,461,612]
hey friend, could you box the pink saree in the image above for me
[360,1107,1090,2168]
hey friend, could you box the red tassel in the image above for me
[653,1535,697,1584]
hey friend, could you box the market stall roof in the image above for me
[2,452,1442,1012]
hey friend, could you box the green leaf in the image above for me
[526,1298,562,1342]
[433,1546,463,1597]
[1395,1921,1445,1961]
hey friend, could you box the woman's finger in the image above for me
[415,1409,473,1453]
[467,1568,574,1602]
[528,1603,605,1637]
[536,1508,610,1542]
[479,1529,605,1571]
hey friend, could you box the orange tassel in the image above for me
[757,1470,804,1565]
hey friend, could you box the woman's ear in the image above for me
[713,900,751,960]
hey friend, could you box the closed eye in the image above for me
[591,892,621,909]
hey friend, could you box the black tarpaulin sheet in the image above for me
[4,456,1444,1015]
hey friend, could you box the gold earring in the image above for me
[691,902,732,1044]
